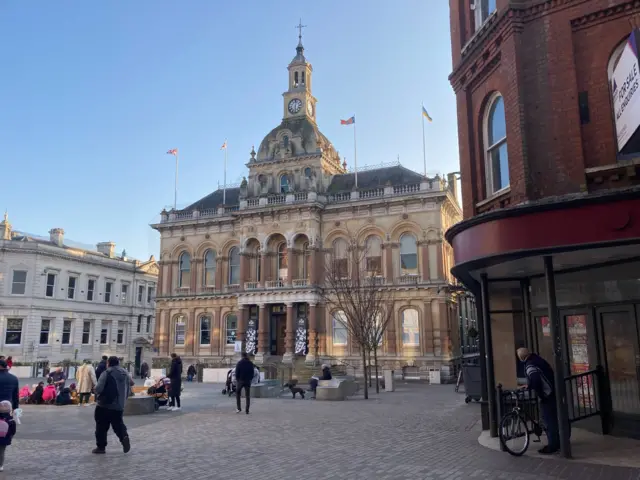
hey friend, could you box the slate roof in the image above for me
[327,165,425,193]
[184,187,241,212]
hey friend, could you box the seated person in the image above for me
[48,367,66,391]
[68,383,79,404]
[309,364,332,393]
[55,387,73,406]
[30,382,45,404]
[42,380,57,404]
[19,385,31,404]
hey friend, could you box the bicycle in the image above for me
[498,389,545,456]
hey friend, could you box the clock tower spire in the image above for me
[283,19,316,122]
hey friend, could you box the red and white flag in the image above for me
[166,148,178,156]
[220,140,227,150]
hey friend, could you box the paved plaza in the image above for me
[5,382,640,479]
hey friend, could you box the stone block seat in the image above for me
[315,378,359,401]
[123,395,156,415]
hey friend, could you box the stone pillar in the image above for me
[191,260,199,294]
[283,303,295,363]
[423,301,434,355]
[212,306,222,356]
[419,241,430,282]
[309,248,317,285]
[306,303,317,364]
[166,261,174,296]
[260,253,268,287]
[383,244,394,284]
[317,305,326,356]
[154,310,164,354]
[236,306,247,356]
[287,247,296,285]
[436,242,444,281]
[255,304,270,364]
[183,309,197,356]
[157,262,164,296]
[215,257,223,292]
[239,253,249,289]
[386,304,397,355]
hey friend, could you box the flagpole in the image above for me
[422,104,427,177]
[223,139,227,205]
[353,118,358,188]
[174,151,179,210]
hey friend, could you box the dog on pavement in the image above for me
[283,382,305,399]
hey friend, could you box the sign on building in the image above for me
[612,29,640,151]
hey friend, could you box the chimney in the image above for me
[49,228,65,247]
[97,241,116,258]
[447,173,459,203]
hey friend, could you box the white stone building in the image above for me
[0,214,158,372]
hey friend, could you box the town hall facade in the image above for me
[151,35,463,378]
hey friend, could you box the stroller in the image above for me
[222,369,236,397]
[147,377,170,410]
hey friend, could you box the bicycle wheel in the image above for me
[499,411,530,456]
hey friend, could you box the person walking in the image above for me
[0,361,18,411]
[167,353,183,411]
[140,361,149,380]
[76,359,97,406]
[0,400,17,472]
[95,356,108,380]
[517,347,566,454]
[92,356,131,455]
[235,352,255,415]
[186,364,196,382]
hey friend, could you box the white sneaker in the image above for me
[172,407,181,411]
[166,407,174,411]
[0,465,4,471]
[236,409,241,414]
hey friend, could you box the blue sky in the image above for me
[0,1,458,260]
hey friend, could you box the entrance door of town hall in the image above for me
[596,304,640,438]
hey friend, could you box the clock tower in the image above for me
[283,21,317,122]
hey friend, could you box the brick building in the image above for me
[446,0,640,453]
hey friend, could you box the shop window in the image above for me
[484,93,509,195]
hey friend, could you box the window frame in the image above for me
[45,272,57,298]
[40,318,51,345]
[178,252,191,288]
[203,249,217,286]
[280,174,290,193]
[146,315,152,333]
[82,320,92,345]
[483,92,510,196]
[474,0,497,31]
[5,318,23,345]
[401,308,420,346]
[147,286,155,304]
[175,316,186,346]
[62,320,72,345]
[138,284,144,303]
[226,314,238,345]
[100,326,109,345]
[117,326,125,345]
[137,315,142,333]
[200,315,212,346]
[332,238,349,279]
[228,247,240,285]
[332,311,348,346]
[67,274,78,300]
[365,235,382,275]
[10,270,27,296]
[87,278,96,301]
[120,282,129,305]
[104,281,113,303]
[399,233,419,275]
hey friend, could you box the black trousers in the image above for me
[79,392,91,404]
[95,405,128,449]
[236,382,251,412]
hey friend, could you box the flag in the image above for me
[340,116,355,125]
[220,140,227,150]
[166,148,178,156]
[422,106,433,122]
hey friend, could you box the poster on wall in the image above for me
[612,29,640,151]
[566,315,595,409]
[541,317,550,337]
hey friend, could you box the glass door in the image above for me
[597,304,640,435]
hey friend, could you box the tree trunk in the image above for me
[367,349,372,387]
[361,350,368,399]
[374,347,380,393]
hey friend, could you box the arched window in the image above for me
[280,174,290,193]
[304,167,312,178]
[402,308,420,346]
[283,136,289,149]
[200,315,211,345]
[608,37,640,155]
[332,238,348,278]
[332,311,348,345]
[203,249,216,286]
[174,315,186,345]
[485,93,509,195]
[399,234,418,275]
[300,242,310,279]
[226,314,238,345]
[294,71,299,86]
[228,247,240,285]
[178,252,191,288]
[277,242,288,281]
[365,236,382,275]
[301,71,306,85]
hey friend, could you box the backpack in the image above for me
[0,418,10,438]
[99,372,118,405]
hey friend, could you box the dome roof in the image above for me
[256,116,332,161]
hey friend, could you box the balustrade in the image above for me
[244,281,259,290]
[265,280,285,289]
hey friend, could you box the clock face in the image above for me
[307,100,314,116]
[288,98,302,114]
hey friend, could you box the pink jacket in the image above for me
[18,386,30,399]
[42,385,56,402]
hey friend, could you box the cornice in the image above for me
[571,0,640,31]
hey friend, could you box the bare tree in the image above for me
[320,230,395,399]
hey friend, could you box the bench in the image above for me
[131,386,148,395]
[315,378,359,401]
[123,395,155,415]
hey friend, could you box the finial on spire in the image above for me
[2,211,7,223]
[296,18,307,46]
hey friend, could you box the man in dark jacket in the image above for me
[92,356,132,454]
[0,361,18,410]
[95,356,108,379]
[168,353,183,411]
[517,347,563,454]
[235,352,255,414]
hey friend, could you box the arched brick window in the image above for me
[178,252,191,288]
[484,93,509,195]
[203,249,216,286]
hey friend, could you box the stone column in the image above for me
[419,241,430,282]
[212,306,222,356]
[237,306,247,356]
[287,247,296,285]
[255,304,270,364]
[215,258,223,292]
[239,252,249,289]
[306,303,317,364]
[283,303,295,363]
[260,253,268,287]
[383,243,394,284]
[436,241,444,281]
[386,303,397,355]
[154,310,163,354]
[191,260,199,294]
[309,248,317,285]
[157,262,164,296]
[166,261,174,296]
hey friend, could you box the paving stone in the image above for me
[3,383,639,479]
